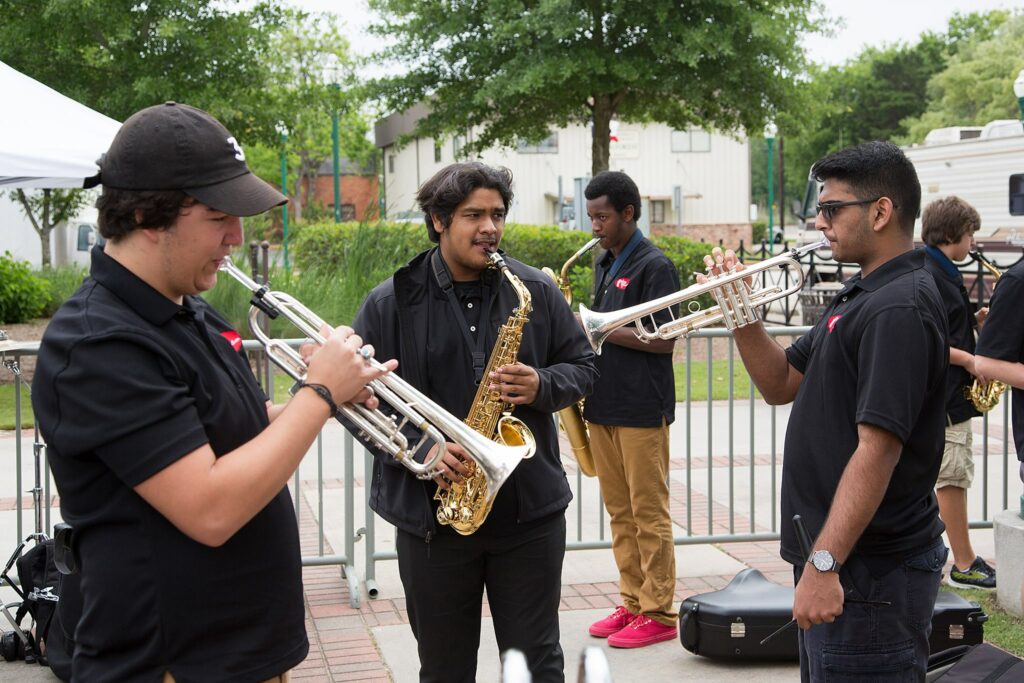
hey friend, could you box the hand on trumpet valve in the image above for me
[697,247,751,285]
[302,324,397,410]
[428,442,472,490]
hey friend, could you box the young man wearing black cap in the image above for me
[32,102,391,682]
[703,142,948,681]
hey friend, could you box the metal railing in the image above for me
[2,329,1017,604]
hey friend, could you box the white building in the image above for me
[375,105,753,246]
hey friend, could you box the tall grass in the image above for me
[34,264,89,317]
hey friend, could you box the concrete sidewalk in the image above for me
[0,402,1005,682]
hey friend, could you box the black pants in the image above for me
[396,515,566,683]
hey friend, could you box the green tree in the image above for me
[254,10,374,222]
[5,189,90,268]
[0,0,287,265]
[367,0,823,177]
[771,10,1014,214]
[0,0,286,142]
[902,14,1024,142]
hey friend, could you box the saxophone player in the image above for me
[349,162,597,683]
[920,197,996,590]
[578,172,682,649]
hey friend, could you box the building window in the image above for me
[453,135,466,159]
[516,132,558,154]
[651,200,666,224]
[671,129,711,153]
[434,141,442,163]
[388,154,395,173]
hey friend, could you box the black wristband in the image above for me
[299,381,339,415]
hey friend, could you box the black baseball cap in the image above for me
[84,102,287,217]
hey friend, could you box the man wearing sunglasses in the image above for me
[703,141,948,682]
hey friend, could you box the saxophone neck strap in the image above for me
[431,248,495,384]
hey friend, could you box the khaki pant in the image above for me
[163,672,290,683]
[590,422,677,626]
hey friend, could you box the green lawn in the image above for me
[941,586,1024,657]
[674,359,759,402]
[0,384,34,430]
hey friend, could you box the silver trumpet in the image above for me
[219,258,534,481]
[579,236,830,353]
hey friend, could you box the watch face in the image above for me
[811,551,834,572]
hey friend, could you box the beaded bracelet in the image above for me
[298,381,339,415]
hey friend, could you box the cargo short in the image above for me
[936,420,974,490]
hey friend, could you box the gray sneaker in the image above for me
[947,556,996,590]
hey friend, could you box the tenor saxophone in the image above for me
[966,250,1007,413]
[542,238,600,477]
[434,251,537,535]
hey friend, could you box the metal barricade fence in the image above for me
[2,331,1018,605]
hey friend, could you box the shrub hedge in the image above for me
[0,252,51,324]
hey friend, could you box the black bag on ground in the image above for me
[7,525,79,682]
[679,568,797,661]
[926,642,1024,681]
[679,568,987,662]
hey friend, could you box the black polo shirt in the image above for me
[32,246,307,681]
[779,249,947,566]
[584,236,680,427]
[976,259,1024,461]
[922,246,981,425]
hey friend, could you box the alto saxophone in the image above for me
[966,250,1007,413]
[434,251,537,535]
[542,238,601,477]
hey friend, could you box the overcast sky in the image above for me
[291,0,1021,68]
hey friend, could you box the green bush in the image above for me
[35,265,88,317]
[751,219,768,244]
[0,252,51,324]
[203,222,714,336]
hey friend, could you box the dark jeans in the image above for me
[396,515,566,683]
[795,538,947,683]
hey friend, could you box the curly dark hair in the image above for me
[811,141,920,236]
[584,171,642,221]
[416,162,514,243]
[921,196,980,246]
[96,189,193,241]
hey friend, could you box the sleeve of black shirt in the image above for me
[532,285,599,414]
[785,326,815,374]
[50,336,209,487]
[976,269,1024,363]
[855,305,945,443]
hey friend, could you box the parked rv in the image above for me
[788,121,1024,251]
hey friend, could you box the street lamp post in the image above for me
[331,83,342,223]
[276,123,290,272]
[764,122,778,248]
[1015,68,1024,123]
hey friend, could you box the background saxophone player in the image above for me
[579,172,682,649]
[920,196,997,590]
[348,161,597,683]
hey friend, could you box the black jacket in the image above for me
[350,247,598,539]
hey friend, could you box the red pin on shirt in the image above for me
[220,330,243,352]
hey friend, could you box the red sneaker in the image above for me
[607,615,677,648]
[588,605,637,637]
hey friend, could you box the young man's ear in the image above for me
[871,198,897,233]
[431,213,446,236]
[623,205,635,223]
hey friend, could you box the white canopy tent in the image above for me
[0,60,120,189]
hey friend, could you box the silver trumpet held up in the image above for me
[578,237,830,353]
[218,257,535,481]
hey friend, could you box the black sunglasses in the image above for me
[815,197,882,222]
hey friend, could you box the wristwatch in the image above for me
[809,549,842,573]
